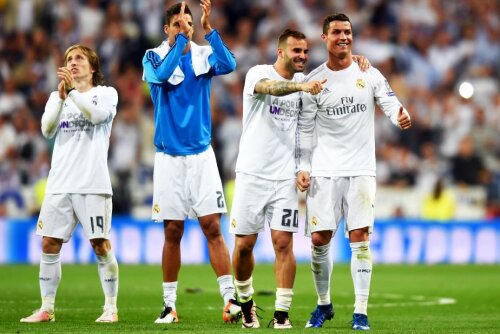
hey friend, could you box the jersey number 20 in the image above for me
[282,209,298,227]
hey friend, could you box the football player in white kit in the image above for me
[296,13,411,330]
[230,28,369,329]
[230,28,324,329]
[20,45,119,323]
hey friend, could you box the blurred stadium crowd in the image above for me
[0,0,498,219]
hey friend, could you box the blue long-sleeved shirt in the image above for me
[142,30,236,155]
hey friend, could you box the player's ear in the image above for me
[277,47,283,59]
[163,24,169,35]
[321,33,327,42]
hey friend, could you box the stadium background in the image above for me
[0,0,499,265]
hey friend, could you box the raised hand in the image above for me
[397,106,411,130]
[303,79,327,95]
[200,0,212,33]
[57,67,74,99]
[57,81,67,100]
[179,2,193,36]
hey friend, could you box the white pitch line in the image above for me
[12,293,456,312]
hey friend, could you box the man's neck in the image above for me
[74,78,93,92]
[273,62,294,80]
[326,54,353,71]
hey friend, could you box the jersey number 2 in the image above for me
[216,191,225,208]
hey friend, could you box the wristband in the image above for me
[66,87,75,95]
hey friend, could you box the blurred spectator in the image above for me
[451,136,486,186]
[0,78,26,115]
[0,0,498,219]
[421,178,456,221]
[0,112,16,165]
[415,142,449,192]
[109,102,140,215]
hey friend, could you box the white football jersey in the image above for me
[235,65,305,180]
[297,62,401,177]
[43,86,118,194]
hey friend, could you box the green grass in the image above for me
[1,264,499,333]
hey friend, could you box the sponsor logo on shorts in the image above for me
[37,220,43,230]
[153,204,160,214]
[231,218,237,229]
[357,269,372,273]
[311,216,317,226]
[356,78,366,89]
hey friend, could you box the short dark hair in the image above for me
[165,2,192,25]
[278,29,307,47]
[323,13,351,34]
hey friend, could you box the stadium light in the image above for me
[458,81,474,99]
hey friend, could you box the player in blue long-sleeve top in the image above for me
[142,1,240,324]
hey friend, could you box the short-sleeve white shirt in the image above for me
[235,64,305,180]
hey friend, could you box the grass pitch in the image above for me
[1,264,498,333]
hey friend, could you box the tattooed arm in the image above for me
[254,78,326,96]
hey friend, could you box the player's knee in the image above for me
[200,220,222,240]
[311,232,331,247]
[91,238,110,255]
[349,228,369,242]
[273,236,293,255]
[234,237,255,257]
[204,224,222,240]
[164,221,184,243]
[199,214,223,240]
[41,236,63,254]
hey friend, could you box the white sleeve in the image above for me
[297,91,317,173]
[68,86,118,125]
[41,92,64,139]
[244,66,267,97]
[370,68,402,127]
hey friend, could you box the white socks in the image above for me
[311,242,332,305]
[162,282,178,309]
[350,241,372,315]
[275,288,293,312]
[234,277,254,303]
[96,252,119,312]
[39,253,61,313]
[217,275,236,305]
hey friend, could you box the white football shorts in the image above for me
[152,146,227,221]
[305,176,376,237]
[230,173,299,235]
[37,193,112,242]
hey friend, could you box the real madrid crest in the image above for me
[356,79,366,89]
[231,219,237,228]
[37,220,43,229]
[153,204,160,214]
[311,216,317,226]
